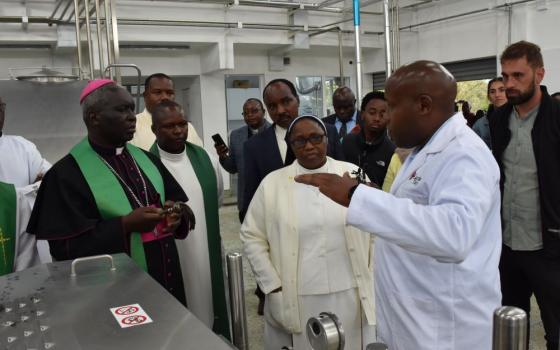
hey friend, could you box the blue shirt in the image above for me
[334,109,358,134]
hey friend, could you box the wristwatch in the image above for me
[348,183,360,201]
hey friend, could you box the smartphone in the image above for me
[212,133,228,151]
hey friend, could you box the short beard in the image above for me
[507,83,536,106]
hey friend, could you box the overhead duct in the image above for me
[12,66,79,83]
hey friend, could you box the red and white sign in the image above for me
[115,305,139,315]
[110,303,153,328]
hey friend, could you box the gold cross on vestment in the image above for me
[0,228,12,267]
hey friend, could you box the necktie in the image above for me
[339,121,348,139]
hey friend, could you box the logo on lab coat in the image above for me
[409,170,422,185]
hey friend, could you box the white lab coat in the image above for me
[347,113,502,350]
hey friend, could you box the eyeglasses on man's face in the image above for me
[289,134,326,149]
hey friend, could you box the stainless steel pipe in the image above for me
[95,0,105,74]
[338,29,344,82]
[109,0,121,82]
[73,0,83,79]
[103,0,114,79]
[83,0,95,78]
[492,306,528,350]
[383,0,392,78]
[226,252,249,350]
[353,0,363,108]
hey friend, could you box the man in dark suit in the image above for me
[241,79,342,315]
[322,86,362,141]
[214,98,270,222]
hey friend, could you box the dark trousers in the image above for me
[500,245,560,350]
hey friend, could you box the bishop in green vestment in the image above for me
[27,81,195,306]
[149,100,231,340]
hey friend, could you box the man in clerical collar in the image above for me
[322,87,362,141]
[215,98,271,221]
[28,80,195,306]
[149,100,230,340]
[131,73,203,150]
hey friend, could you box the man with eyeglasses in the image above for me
[214,98,270,222]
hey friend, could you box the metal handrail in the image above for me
[104,63,142,114]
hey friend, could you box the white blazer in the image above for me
[347,113,502,350]
[241,157,375,333]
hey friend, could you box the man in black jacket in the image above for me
[489,40,560,350]
[342,91,395,187]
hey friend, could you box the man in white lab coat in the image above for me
[296,60,502,350]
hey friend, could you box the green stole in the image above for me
[0,182,17,276]
[150,142,230,340]
[70,138,166,272]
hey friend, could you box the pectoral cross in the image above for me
[0,228,11,267]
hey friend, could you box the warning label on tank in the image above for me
[110,303,153,328]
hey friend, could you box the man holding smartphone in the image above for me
[214,98,270,222]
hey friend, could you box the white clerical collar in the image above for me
[157,144,187,162]
[116,147,124,155]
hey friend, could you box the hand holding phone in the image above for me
[212,133,229,158]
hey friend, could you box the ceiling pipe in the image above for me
[317,0,346,9]
[399,0,535,31]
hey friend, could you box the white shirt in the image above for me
[347,113,502,350]
[274,125,288,163]
[0,135,51,187]
[131,109,203,151]
[295,161,356,295]
[157,144,223,328]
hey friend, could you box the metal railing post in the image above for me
[226,252,249,350]
[492,306,528,350]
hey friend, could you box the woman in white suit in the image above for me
[241,115,376,350]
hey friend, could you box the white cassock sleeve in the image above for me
[347,151,499,263]
[14,183,52,271]
[240,183,282,293]
[26,142,51,182]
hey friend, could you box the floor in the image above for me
[218,197,547,350]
